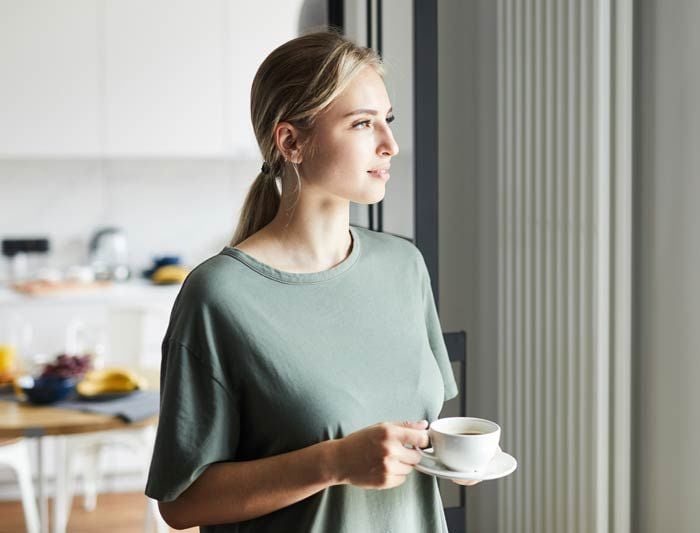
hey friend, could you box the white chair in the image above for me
[0,438,40,533]
[54,318,168,532]
[54,425,167,533]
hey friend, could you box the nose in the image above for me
[377,124,400,157]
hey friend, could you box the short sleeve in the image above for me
[418,253,459,402]
[145,338,240,502]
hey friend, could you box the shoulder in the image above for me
[163,252,252,359]
[176,253,241,301]
[166,249,257,327]
[353,225,422,259]
[353,225,427,272]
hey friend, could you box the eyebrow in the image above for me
[343,107,394,118]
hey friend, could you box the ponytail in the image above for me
[229,171,281,247]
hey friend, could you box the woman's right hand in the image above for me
[330,420,430,490]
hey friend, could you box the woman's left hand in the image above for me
[451,479,481,486]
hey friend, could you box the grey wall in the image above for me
[440,1,700,531]
[438,0,499,531]
[635,1,700,531]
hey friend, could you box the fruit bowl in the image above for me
[15,375,77,405]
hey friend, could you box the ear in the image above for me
[274,122,304,164]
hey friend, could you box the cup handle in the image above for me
[415,446,438,461]
[413,421,434,460]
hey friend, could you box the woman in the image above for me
[146,30,477,532]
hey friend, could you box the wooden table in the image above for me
[0,400,158,533]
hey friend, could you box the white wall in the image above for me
[0,158,260,282]
[636,1,700,531]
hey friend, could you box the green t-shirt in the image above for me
[145,225,459,532]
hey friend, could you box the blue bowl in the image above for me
[16,375,77,405]
[142,255,182,278]
[153,256,181,267]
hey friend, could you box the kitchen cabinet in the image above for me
[0,0,101,156]
[226,1,307,157]
[0,0,324,158]
[102,0,228,157]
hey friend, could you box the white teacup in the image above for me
[417,417,501,472]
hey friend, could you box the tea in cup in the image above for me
[417,417,501,472]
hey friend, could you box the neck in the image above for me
[265,186,353,270]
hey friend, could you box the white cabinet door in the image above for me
[103,0,227,156]
[227,0,310,158]
[0,0,101,156]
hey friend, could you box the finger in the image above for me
[452,479,481,486]
[394,419,429,429]
[389,458,414,476]
[394,446,423,466]
[396,427,430,450]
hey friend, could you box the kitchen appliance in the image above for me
[88,227,130,281]
[1,238,51,284]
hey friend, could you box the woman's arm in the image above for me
[158,421,429,529]
[158,438,336,529]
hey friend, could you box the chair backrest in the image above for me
[444,331,467,533]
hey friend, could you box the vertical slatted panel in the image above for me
[523,1,533,531]
[501,1,516,531]
[554,1,565,530]
[566,0,577,530]
[580,2,593,531]
[506,0,515,531]
[594,0,610,529]
[576,2,593,532]
[496,1,604,532]
[514,0,523,529]
[496,0,509,530]
[524,0,535,531]
[532,0,544,531]
[544,0,555,530]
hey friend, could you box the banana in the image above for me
[77,367,148,397]
[151,265,189,285]
[83,368,140,383]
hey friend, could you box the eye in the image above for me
[353,120,371,129]
[352,115,396,129]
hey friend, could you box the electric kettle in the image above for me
[88,227,130,281]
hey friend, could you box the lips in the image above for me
[368,169,390,180]
[367,164,390,180]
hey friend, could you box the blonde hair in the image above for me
[230,29,384,247]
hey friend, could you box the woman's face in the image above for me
[294,66,400,205]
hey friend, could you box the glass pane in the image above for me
[345,0,415,240]
[380,0,414,241]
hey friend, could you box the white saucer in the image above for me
[415,446,517,481]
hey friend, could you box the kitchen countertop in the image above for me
[0,278,181,307]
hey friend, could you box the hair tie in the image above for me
[261,161,271,174]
